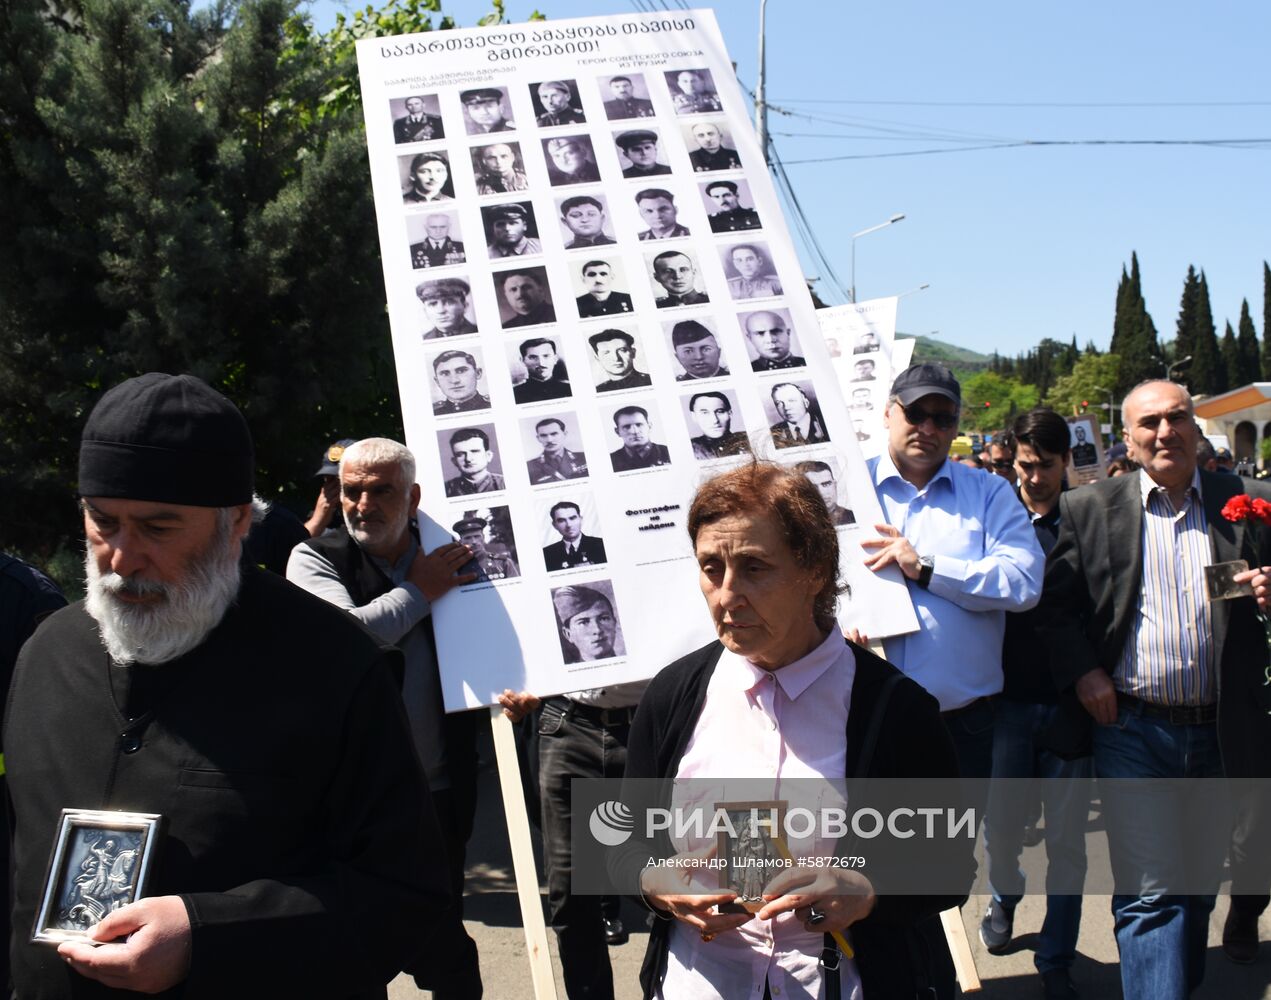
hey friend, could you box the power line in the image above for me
[780,137,1271,165]
[770,99,1271,109]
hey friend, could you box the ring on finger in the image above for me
[807,905,826,926]
[700,930,716,942]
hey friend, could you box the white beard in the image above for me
[84,515,242,665]
[343,505,409,558]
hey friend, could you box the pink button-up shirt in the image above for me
[661,631,863,1000]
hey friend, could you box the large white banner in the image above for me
[357,11,918,710]
[817,297,900,461]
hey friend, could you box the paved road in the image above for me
[391,749,1271,999]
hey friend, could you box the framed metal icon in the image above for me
[715,799,786,913]
[32,809,163,945]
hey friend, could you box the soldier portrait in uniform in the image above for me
[471,142,530,195]
[481,202,542,260]
[685,390,753,460]
[852,416,871,441]
[609,404,673,472]
[853,331,881,354]
[543,135,601,186]
[461,87,516,135]
[615,129,672,179]
[438,424,506,497]
[551,581,625,664]
[667,318,730,381]
[541,498,608,572]
[523,415,589,485]
[852,358,877,382]
[557,194,616,250]
[572,259,633,318]
[452,510,520,581]
[722,243,783,300]
[407,212,465,270]
[635,188,691,241]
[509,337,572,404]
[795,460,857,526]
[416,277,478,340]
[665,68,723,115]
[683,120,742,172]
[390,94,444,144]
[701,179,761,233]
[741,309,805,372]
[601,73,655,120]
[649,250,710,308]
[588,328,652,393]
[849,387,873,412]
[531,79,586,127]
[428,348,490,415]
[765,381,830,450]
[399,151,454,203]
[1070,423,1099,468]
[495,266,556,329]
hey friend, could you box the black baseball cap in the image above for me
[316,438,358,478]
[889,363,961,407]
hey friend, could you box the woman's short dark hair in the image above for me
[687,462,845,631]
[1011,407,1071,458]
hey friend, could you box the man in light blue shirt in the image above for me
[860,363,1044,782]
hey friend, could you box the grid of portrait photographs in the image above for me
[366,13,914,699]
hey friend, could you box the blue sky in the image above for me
[312,0,1271,357]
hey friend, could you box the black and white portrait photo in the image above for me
[406,211,465,270]
[427,346,490,415]
[683,388,753,461]
[471,141,530,195]
[460,87,516,135]
[648,249,710,308]
[522,413,589,485]
[740,308,805,372]
[542,134,601,186]
[794,459,857,526]
[451,507,520,581]
[551,580,625,664]
[389,94,445,144]
[664,68,723,115]
[481,202,542,260]
[720,242,783,300]
[608,403,673,472]
[531,79,587,127]
[437,423,506,498]
[851,357,878,382]
[540,495,608,572]
[764,381,831,449]
[853,330,881,355]
[634,187,691,241]
[700,178,761,233]
[507,336,572,404]
[666,318,730,381]
[588,328,652,393]
[556,194,617,250]
[600,73,655,120]
[614,129,672,179]
[416,276,478,340]
[572,258,634,319]
[494,266,556,329]
[1070,422,1099,468]
[682,119,741,172]
[398,151,454,204]
[849,387,874,412]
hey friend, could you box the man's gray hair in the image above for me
[1120,379,1195,428]
[340,437,417,486]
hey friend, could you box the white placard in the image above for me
[817,297,900,460]
[357,11,918,710]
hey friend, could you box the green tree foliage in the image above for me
[1263,262,1271,379]
[1221,322,1242,392]
[0,0,502,558]
[1174,265,1199,364]
[1044,352,1122,426]
[1109,252,1162,394]
[1236,299,1260,386]
[958,372,1039,433]
[1187,271,1224,395]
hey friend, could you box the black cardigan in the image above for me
[624,639,973,1000]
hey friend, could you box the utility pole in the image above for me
[755,0,769,165]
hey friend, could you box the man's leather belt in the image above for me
[546,696,637,728]
[1116,692,1217,726]
[940,695,996,720]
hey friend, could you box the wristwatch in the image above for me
[916,555,935,589]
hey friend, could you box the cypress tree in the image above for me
[1175,265,1199,363]
[1222,322,1242,391]
[1236,299,1261,385]
[1263,262,1271,379]
[1189,271,1224,394]
[1110,252,1161,394]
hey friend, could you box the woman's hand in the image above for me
[755,866,876,934]
[640,847,752,941]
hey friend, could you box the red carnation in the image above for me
[1223,494,1254,523]
[1251,498,1271,527]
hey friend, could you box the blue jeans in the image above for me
[539,699,630,1000]
[941,696,995,838]
[985,700,1092,972]
[1094,705,1224,1000]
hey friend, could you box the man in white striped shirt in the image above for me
[1040,379,1271,1000]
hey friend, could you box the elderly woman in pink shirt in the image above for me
[626,462,972,999]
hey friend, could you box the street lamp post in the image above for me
[1093,385,1116,436]
[850,213,905,303]
[1168,355,1193,381]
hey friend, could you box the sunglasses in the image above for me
[899,403,958,431]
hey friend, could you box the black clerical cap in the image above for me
[79,373,254,506]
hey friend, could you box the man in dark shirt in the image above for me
[560,196,615,249]
[545,136,601,185]
[443,427,506,496]
[672,320,729,380]
[526,417,589,484]
[394,95,444,143]
[432,349,489,414]
[418,278,478,339]
[535,80,586,127]
[410,213,466,269]
[689,391,752,460]
[688,122,742,171]
[603,75,654,119]
[795,461,856,525]
[590,329,652,392]
[744,310,805,371]
[616,130,671,178]
[514,338,572,403]
[705,180,761,232]
[652,251,709,308]
[575,260,633,318]
[500,269,556,328]
[636,188,691,240]
[609,406,672,471]
[461,88,515,134]
[542,501,607,571]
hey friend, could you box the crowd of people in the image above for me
[3,362,1269,1000]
